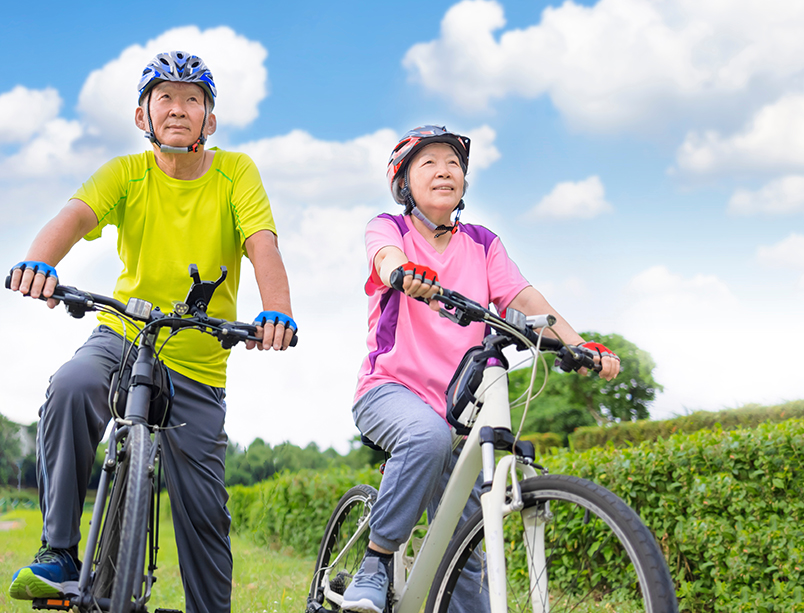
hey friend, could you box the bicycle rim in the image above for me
[426,474,678,613]
[110,423,152,613]
[308,484,377,611]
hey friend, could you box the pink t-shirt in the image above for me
[354,214,530,420]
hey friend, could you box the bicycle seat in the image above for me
[360,433,384,452]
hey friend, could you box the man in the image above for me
[7,51,296,613]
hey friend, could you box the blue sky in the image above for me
[2,0,803,452]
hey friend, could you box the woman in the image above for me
[341,126,620,613]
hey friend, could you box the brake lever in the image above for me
[555,345,602,373]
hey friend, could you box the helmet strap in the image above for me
[404,174,463,238]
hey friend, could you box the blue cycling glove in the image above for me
[253,311,298,332]
[11,261,58,280]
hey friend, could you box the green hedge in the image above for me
[568,400,804,451]
[229,465,381,557]
[229,419,804,612]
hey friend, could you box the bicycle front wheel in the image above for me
[92,437,133,600]
[109,423,152,613]
[426,474,678,613]
[307,484,377,612]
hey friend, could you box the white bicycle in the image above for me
[306,277,678,613]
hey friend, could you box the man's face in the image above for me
[136,81,214,148]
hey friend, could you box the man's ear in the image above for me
[205,112,217,137]
[134,106,146,131]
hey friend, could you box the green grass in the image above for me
[0,508,314,613]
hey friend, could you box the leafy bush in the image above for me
[231,418,804,611]
[569,400,804,451]
[229,465,382,557]
[0,487,38,513]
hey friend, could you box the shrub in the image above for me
[230,418,804,612]
[568,400,804,451]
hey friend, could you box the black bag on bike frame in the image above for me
[445,344,508,436]
[108,360,174,427]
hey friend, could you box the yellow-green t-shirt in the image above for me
[74,149,277,388]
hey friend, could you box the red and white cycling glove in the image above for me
[581,341,620,361]
[395,262,440,287]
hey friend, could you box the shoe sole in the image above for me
[341,597,384,613]
[8,569,78,600]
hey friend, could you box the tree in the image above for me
[0,414,23,485]
[509,332,662,443]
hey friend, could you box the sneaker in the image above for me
[8,545,80,600]
[341,556,389,613]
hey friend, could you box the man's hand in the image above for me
[8,261,60,309]
[247,311,297,351]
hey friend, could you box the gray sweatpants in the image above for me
[353,384,491,613]
[37,325,232,613]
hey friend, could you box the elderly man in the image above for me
[8,51,296,613]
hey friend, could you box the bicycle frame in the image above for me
[72,328,163,611]
[319,363,540,613]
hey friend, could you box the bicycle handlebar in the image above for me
[5,270,297,350]
[388,267,599,373]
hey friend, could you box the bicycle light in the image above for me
[125,297,153,319]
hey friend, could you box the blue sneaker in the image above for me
[8,545,80,600]
[341,556,389,613]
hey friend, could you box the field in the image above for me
[0,508,313,613]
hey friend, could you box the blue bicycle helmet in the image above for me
[138,51,217,108]
[138,51,217,153]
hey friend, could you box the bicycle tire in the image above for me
[426,474,678,613]
[91,437,134,600]
[307,484,378,612]
[109,423,152,613]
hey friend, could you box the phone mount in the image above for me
[175,265,227,315]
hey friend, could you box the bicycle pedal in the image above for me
[32,597,72,611]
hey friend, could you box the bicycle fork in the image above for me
[479,437,547,613]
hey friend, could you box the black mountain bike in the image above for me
[7,265,295,613]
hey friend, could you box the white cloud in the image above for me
[239,125,500,210]
[677,95,804,174]
[616,265,804,417]
[0,86,62,144]
[403,0,804,131]
[77,25,269,152]
[526,176,612,220]
[728,176,804,215]
[757,234,804,288]
[239,129,395,209]
[462,124,500,171]
[0,118,107,181]
[224,206,375,453]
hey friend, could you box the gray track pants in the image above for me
[353,383,491,613]
[37,325,232,613]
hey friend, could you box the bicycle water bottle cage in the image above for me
[177,264,227,315]
[446,343,509,435]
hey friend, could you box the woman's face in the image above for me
[407,142,464,224]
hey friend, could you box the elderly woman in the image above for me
[341,126,621,613]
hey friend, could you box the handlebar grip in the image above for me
[389,267,405,291]
[4,275,10,290]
